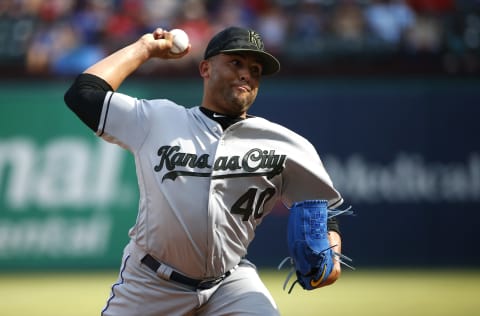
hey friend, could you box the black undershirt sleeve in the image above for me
[64,73,113,132]
[327,217,341,235]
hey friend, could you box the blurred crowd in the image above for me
[1,0,479,77]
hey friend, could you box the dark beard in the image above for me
[223,89,255,115]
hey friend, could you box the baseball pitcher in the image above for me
[64,26,352,316]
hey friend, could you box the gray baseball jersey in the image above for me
[98,91,343,280]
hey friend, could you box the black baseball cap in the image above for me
[204,26,281,76]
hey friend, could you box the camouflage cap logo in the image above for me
[248,30,264,50]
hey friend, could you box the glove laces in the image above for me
[278,246,355,293]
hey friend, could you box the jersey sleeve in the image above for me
[280,133,343,209]
[96,91,150,152]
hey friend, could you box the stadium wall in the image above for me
[0,78,478,269]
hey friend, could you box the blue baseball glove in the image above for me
[278,200,354,293]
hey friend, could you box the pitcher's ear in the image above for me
[199,59,210,78]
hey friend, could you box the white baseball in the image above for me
[169,29,189,54]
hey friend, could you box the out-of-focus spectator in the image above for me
[175,0,213,62]
[406,0,455,13]
[404,13,444,53]
[1,0,479,76]
[285,1,328,58]
[104,0,145,51]
[442,6,480,73]
[402,0,453,53]
[364,0,416,47]
[26,0,107,74]
[38,0,75,22]
[142,0,180,31]
[70,0,111,45]
[209,0,252,31]
[333,1,366,41]
[26,22,77,73]
[0,0,38,67]
[254,3,288,54]
[289,1,328,42]
[330,0,368,51]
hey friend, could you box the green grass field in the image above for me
[1,269,479,316]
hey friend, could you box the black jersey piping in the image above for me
[98,92,114,137]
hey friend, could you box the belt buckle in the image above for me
[197,276,224,290]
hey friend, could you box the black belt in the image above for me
[141,254,232,290]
